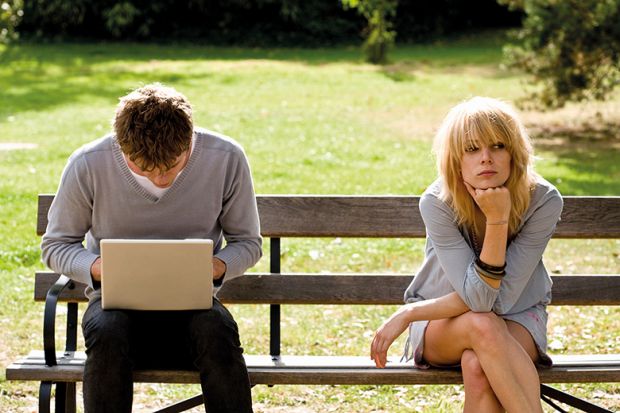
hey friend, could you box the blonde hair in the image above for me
[433,97,537,236]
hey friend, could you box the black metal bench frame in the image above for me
[6,195,620,413]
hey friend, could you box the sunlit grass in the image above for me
[1,35,619,411]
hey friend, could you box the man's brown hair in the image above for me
[114,83,193,171]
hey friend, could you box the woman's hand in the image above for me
[463,181,511,223]
[370,304,414,368]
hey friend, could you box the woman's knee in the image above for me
[462,312,508,348]
[461,350,492,393]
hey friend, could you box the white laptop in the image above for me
[100,239,213,311]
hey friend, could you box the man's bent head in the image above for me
[114,83,193,172]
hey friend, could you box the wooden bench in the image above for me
[6,194,620,413]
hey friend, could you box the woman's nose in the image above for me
[480,147,493,163]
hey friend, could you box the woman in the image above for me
[370,97,563,412]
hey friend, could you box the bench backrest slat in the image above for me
[38,195,620,238]
[35,272,620,306]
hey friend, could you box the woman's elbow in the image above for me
[463,294,495,313]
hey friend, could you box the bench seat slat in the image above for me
[25,193,619,405]
[35,272,620,306]
[8,351,620,385]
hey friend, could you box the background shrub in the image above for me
[501,0,620,108]
[16,0,519,45]
[0,0,23,43]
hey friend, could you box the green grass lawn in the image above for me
[1,34,619,412]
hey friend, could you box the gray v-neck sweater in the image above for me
[41,129,262,299]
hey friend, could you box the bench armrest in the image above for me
[43,275,77,366]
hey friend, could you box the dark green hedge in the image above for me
[17,0,521,45]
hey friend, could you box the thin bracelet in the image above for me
[487,220,508,225]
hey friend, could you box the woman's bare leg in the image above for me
[505,320,542,403]
[461,349,503,413]
[423,312,543,413]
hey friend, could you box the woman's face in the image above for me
[461,142,511,189]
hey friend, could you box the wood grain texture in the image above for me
[25,194,620,392]
[8,352,620,385]
[37,194,620,238]
[35,272,620,306]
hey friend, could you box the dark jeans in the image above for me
[81,296,253,413]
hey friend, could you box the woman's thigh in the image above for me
[423,314,539,366]
[505,320,539,363]
[422,312,491,366]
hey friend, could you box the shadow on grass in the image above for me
[532,122,620,196]
[0,44,220,118]
[0,35,508,117]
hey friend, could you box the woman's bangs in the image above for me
[457,117,488,153]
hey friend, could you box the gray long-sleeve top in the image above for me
[41,129,262,299]
[404,178,563,315]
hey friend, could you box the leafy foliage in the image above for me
[17,0,363,45]
[0,0,23,43]
[15,0,519,46]
[500,0,620,108]
[342,0,398,64]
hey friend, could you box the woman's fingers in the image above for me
[463,180,477,198]
[371,328,395,368]
[371,305,413,368]
[463,182,512,219]
[370,331,385,367]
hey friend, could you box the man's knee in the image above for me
[190,301,241,351]
[82,305,131,349]
[191,300,237,330]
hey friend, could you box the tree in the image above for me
[342,0,398,64]
[0,0,22,43]
[500,0,620,108]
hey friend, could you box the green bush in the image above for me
[501,0,620,108]
[343,0,397,64]
[16,0,519,45]
[0,0,23,43]
[104,2,142,38]
[17,0,364,44]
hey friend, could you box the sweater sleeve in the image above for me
[41,152,99,288]
[419,193,499,312]
[493,187,563,314]
[213,147,262,283]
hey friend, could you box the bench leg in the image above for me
[153,393,204,413]
[65,382,77,413]
[541,384,614,413]
[39,382,52,413]
[54,382,77,413]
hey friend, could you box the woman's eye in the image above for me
[493,143,505,149]
[465,146,478,152]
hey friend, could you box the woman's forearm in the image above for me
[478,222,508,288]
[371,291,472,368]
[405,291,470,322]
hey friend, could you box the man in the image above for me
[41,83,262,413]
